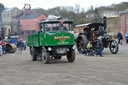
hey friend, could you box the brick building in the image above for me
[19,13,46,34]
[120,9,128,40]
[19,13,46,39]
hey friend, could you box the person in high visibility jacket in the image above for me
[85,41,93,56]
[87,42,92,49]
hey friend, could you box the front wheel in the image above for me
[42,51,50,64]
[67,50,75,62]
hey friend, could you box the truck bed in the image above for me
[27,33,40,47]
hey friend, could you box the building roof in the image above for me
[2,7,18,13]
[4,8,14,12]
[120,9,128,14]
[19,13,41,19]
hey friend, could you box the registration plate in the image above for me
[56,48,67,54]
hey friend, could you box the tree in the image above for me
[92,9,102,23]
[32,8,48,16]
[74,4,80,14]
[90,5,94,12]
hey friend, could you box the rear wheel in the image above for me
[109,40,119,54]
[31,47,37,61]
[76,35,88,53]
[67,50,75,62]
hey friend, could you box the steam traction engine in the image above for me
[75,23,119,54]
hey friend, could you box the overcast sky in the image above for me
[0,0,128,11]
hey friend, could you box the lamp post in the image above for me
[1,23,5,40]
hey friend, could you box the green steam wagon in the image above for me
[27,19,75,64]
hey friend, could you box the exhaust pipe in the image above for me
[103,16,107,31]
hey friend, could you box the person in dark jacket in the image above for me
[96,36,103,57]
[117,32,123,45]
[2,45,6,54]
[17,40,23,54]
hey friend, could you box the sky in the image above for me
[0,0,128,11]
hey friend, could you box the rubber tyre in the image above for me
[67,50,75,62]
[76,35,88,54]
[31,47,37,61]
[43,51,50,64]
[109,40,119,54]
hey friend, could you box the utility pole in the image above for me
[1,24,5,40]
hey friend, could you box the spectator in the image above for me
[2,45,6,54]
[1,40,6,54]
[0,44,3,56]
[23,40,27,50]
[117,32,123,45]
[17,40,23,54]
[85,41,93,56]
[96,36,103,57]
[117,32,120,44]
[1,40,6,45]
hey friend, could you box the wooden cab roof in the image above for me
[74,23,104,30]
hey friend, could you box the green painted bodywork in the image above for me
[28,33,40,47]
[27,20,74,47]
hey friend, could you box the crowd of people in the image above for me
[17,39,27,54]
[85,36,103,57]
[0,39,27,56]
[85,32,127,57]
[117,32,128,45]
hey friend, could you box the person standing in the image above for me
[2,45,6,54]
[96,36,103,57]
[117,32,123,45]
[1,40,6,54]
[0,44,3,56]
[117,32,120,44]
[23,40,27,50]
[17,40,23,54]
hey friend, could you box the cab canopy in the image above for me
[74,23,104,34]
[39,19,73,32]
[39,19,73,24]
[74,23,104,30]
